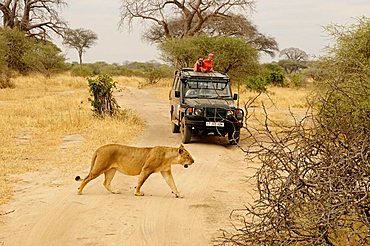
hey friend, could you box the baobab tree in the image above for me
[0,0,67,39]
[279,47,309,74]
[63,28,98,66]
[280,47,308,61]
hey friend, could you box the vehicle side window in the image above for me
[173,76,180,91]
[172,76,177,90]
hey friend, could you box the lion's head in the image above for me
[177,144,194,168]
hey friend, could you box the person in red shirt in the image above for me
[202,53,214,72]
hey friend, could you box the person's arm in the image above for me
[193,62,198,72]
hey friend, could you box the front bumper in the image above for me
[184,115,242,133]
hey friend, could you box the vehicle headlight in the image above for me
[235,109,244,119]
[227,110,234,117]
[194,108,203,116]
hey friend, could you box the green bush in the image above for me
[87,74,120,117]
[289,73,306,87]
[71,65,94,77]
[0,28,66,76]
[265,71,285,86]
[244,76,268,93]
[0,28,30,73]
[22,41,66,78]
[145,67,163,85]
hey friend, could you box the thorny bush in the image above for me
[216,17,370,245]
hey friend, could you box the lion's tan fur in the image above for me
[76,144,194,198]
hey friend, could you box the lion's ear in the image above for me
[179,144,185,154]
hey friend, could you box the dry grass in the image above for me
[114,76,172,101]
[0,74,144,205]
[236,86,312,130]
[114,75,145,88]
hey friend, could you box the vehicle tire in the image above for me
[181,119,192,144]
[171,122,180,133]
[171,111,180,133]
[228,128,240,145]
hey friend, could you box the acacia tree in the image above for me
[145,14,278,56]
[160,35,259,76]
[0,0,67,38]
[63,28,98,66]
[120,0,278,56]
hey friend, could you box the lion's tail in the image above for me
[74,150,98,182]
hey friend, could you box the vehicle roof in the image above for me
[178,68,229,81]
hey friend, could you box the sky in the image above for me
[55,0,369,64]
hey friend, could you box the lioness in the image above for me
[75,144,194,198]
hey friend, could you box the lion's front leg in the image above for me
[135,169,153,196]
[161,171,183,198]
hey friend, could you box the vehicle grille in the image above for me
[205,108,227,119]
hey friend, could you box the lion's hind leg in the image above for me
[103,168,120,194]
[77,173,99,195]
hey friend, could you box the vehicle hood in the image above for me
[184,98,235,108]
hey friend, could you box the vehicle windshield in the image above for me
[183,81,232,99]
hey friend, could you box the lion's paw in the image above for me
[175,193,184,198]
[135,191,144,196]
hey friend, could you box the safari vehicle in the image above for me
[169,68,244,144]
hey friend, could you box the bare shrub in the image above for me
[216,103,369,245]
[216,17,370,246]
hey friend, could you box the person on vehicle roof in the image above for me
[202,53,214,73]
[193,56,205,72]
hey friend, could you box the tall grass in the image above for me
[0,74,144,205]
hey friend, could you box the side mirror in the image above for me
[175,91,180,98]
[233,93,238,100]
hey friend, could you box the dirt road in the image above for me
[0,86,254,246]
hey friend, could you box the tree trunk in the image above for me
[78,50,83,68]
[20,0,32,32]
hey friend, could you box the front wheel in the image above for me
[171,122,180,133]
[181,119,192,144]
[228,128,240,145]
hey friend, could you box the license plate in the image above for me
[206,122,224,127]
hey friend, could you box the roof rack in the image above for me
[181,68,194,72]
[178,68,229,80]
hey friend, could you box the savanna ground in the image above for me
[0,74,310,245]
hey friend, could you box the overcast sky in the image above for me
[55,0,369,64]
